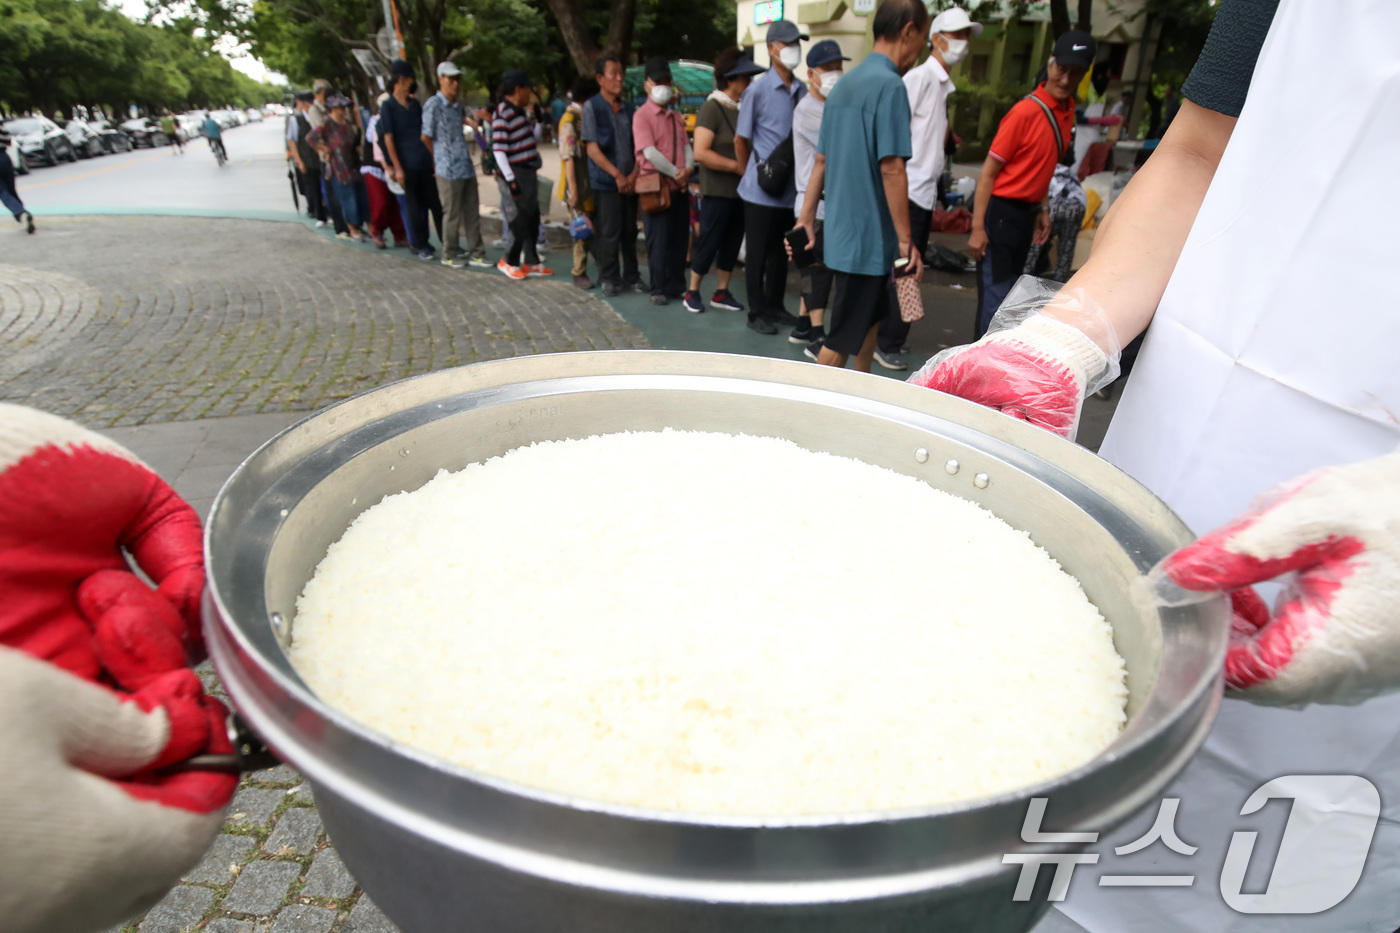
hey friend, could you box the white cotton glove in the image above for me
[0,647,228,933]
[1150,450,1400,706]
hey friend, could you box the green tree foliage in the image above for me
[0,0,281,117]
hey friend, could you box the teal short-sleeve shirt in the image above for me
[817,52,913,276]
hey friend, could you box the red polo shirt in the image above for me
[987,83,1075,203]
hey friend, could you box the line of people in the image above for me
[286,63,554,278]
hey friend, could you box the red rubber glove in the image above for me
[910,312,1115,441]
[0,403,235,810]
[1157,450,1400,706]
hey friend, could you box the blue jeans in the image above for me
[331,178,370,230]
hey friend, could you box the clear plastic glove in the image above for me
[909,276,1120,442]
[1144,449,1400,707]
[0,403,235,801]
[0,647,231,933]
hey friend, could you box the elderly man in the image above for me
[874,5,982,371]
[287,91,327,226]
[735,19,807,335]
[967,30,1093,336]
[793,0,929,373]
[422,60,487,269]
[583,55,643,297]
[787,38,849,356]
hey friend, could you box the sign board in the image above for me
[754,0,783,25]
[853,0,875,12]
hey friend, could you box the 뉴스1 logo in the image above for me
[1003,775,1381,913]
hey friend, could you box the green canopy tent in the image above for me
[623,60,721,117]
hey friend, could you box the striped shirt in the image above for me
[491,99,538,166]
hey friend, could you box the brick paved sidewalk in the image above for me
[1,215,647,429]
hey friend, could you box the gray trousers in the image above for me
[436,176,485,260]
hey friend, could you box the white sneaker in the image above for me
[315,220,327,228]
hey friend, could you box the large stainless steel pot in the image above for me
[203,350,1226,933]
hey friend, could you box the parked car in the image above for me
[119,117,168,148]
[88,119,132,153]
[64,119,108,159]
[244,107,264,123]
[3,132,29,175]
[2,116,77,166]
[176,115,203,141]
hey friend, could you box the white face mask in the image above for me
[940,37,969,66]
[778,45,802,71]
[649,84,673,106]
[818,70,842,96]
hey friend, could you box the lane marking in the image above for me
[17,149,172,191]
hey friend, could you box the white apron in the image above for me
[1041,1,1400,930]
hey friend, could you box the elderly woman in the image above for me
[682,49,765,314]
[307,93,371,242]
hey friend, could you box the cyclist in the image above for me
[203,114,226,164]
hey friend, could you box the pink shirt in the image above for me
[632,99,688,191]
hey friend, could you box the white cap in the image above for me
[436,61,462,77]
[930,6,984,36]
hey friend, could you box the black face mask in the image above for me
[408,80,419,96]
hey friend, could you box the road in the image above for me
[16,119,300,218]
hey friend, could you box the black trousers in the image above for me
[506,164,541,268]
[595,189,641,288]
[690,194,744,277]
[878,201,933,353]
[298,167,326,222]
[975,195,1037,337]
[402,167,443,251]
[643,189,690,297]
[743,202,793,322]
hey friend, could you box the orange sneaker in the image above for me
[525,263,554,277]
[496,258,527,280]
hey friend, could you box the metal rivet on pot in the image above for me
[973,472,990,489]
[945,459,960,475]
[270,612,289,647]
[400,448,410,457]
[279,508,288,518]
[915,447,929,463]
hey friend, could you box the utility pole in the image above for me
[380,0,406,61]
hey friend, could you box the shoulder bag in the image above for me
[636,172,670,213]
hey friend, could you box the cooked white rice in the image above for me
[291,430,1127,816]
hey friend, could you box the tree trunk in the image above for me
[1049,0,1070,38]
[1077,0,1092,34]
[544,0,602,75]
[604,0,637,63]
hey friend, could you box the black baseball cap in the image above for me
[765,20,809,44]
[294,91,315,103]
[389,59,414,78]
[503,68,533,92]
[1051,31,1096,70]
[806,39,850,69]
[644,56,672,83]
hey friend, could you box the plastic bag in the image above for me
[909,276,1121,442]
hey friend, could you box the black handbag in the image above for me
[755,135,794,196]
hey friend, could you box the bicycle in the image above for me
[209,136,227,166]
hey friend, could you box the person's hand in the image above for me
[787,218,816,261]
[910,301,1113,440]
[567,191,579,210]
[1033,209,1051,245]
[895,239,924,281]
[294,158,307,174]
[0,647,232,933]
[390,166,404,186]
[508,178,523,201]
[1157,450,1400,707]
[0,404,235,788]
[967,225,988,262]
[675,167,692,188]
